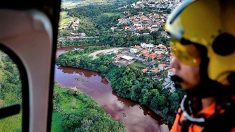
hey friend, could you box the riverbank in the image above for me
[52,84,125,131]
[54,64,164,132]
[56,46,183,127]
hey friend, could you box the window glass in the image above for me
[53,0,183,131]
[0,50,22,131]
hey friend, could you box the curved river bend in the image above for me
[55,47,168,132]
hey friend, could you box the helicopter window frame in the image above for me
[0,43,29,132]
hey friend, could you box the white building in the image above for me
[111,26,117,32]
[130,48,139,53]
[79,33,86,37]
[151,25,158,29]
[141,43,154,48]
[143,33,150,35]
[134,23,142,27]
[121,55,134,61]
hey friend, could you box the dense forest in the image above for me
[57,47,184,125]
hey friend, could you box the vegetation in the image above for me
[57,47,184,125]
[59,11,76,30]
[52,84,125,132]
[0,0,179,131]
[0,51,22,131]
[0,51,125,131]
[57,0,181,128]
[58,0,170,48]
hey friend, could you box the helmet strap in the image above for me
[179,95,206,132]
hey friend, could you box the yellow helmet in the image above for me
[165,0,235,85]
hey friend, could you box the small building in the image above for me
[149,53,157,59]
[151,25,159,30]
[134,45,142,49]
[139,12,144,15]
[137,26,145,31]
[167,68,175,76]
[134,33,140,36]
[141,43,154,48]
[111,26,117,32]
[155,50,164,55]
[72,48,80,51]
[149,4,156,8]
[136,1,143,5]
[143,33,150,35]
[130,48,139,53]
[153,13,160,19]
[156,54,164,60]
[142,49,149,54]
[156,44,167,49]
[151,68,159,73]
[131,3,136,7]
[134,23,142,27]
[79,33,86,37]
[118,18,129,25]
[142,68,148,73]
[158,63,167,70]
[116,54,123,59]
[141,16,150,21]
[121,55,134,61]
[124,26,131,31]
[70,32,79,36]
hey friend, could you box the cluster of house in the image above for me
[115,12,167,34]
[118,0,181,10]
[97,42,175,89]
[108,43,170,73]
[93,43,175,89]
[113,0,182,35]
[131,0,181,10]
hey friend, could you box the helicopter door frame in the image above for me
[0,8,57,132]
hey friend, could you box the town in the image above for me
[61,0,181,90]
[62,0,180,76]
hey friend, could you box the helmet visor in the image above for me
[171,40,201,66]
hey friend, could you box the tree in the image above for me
[150,31,161,44]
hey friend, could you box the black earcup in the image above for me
[227,72,235,86]
[212,33,235,56]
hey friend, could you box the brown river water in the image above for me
[54,47,168,132]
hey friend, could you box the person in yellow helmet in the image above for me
[165,0,235,131]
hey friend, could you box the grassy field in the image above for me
[0,114,21,132]
[62,0,116,9]
[51,84,125,131]
[129,62,146,69]
[59,11,76,30]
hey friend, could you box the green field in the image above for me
[0,114,21,132]
[52,84,125,131]
[129,62,146,69]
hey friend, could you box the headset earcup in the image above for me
[227,72,235,86]
[212,33,235,56]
